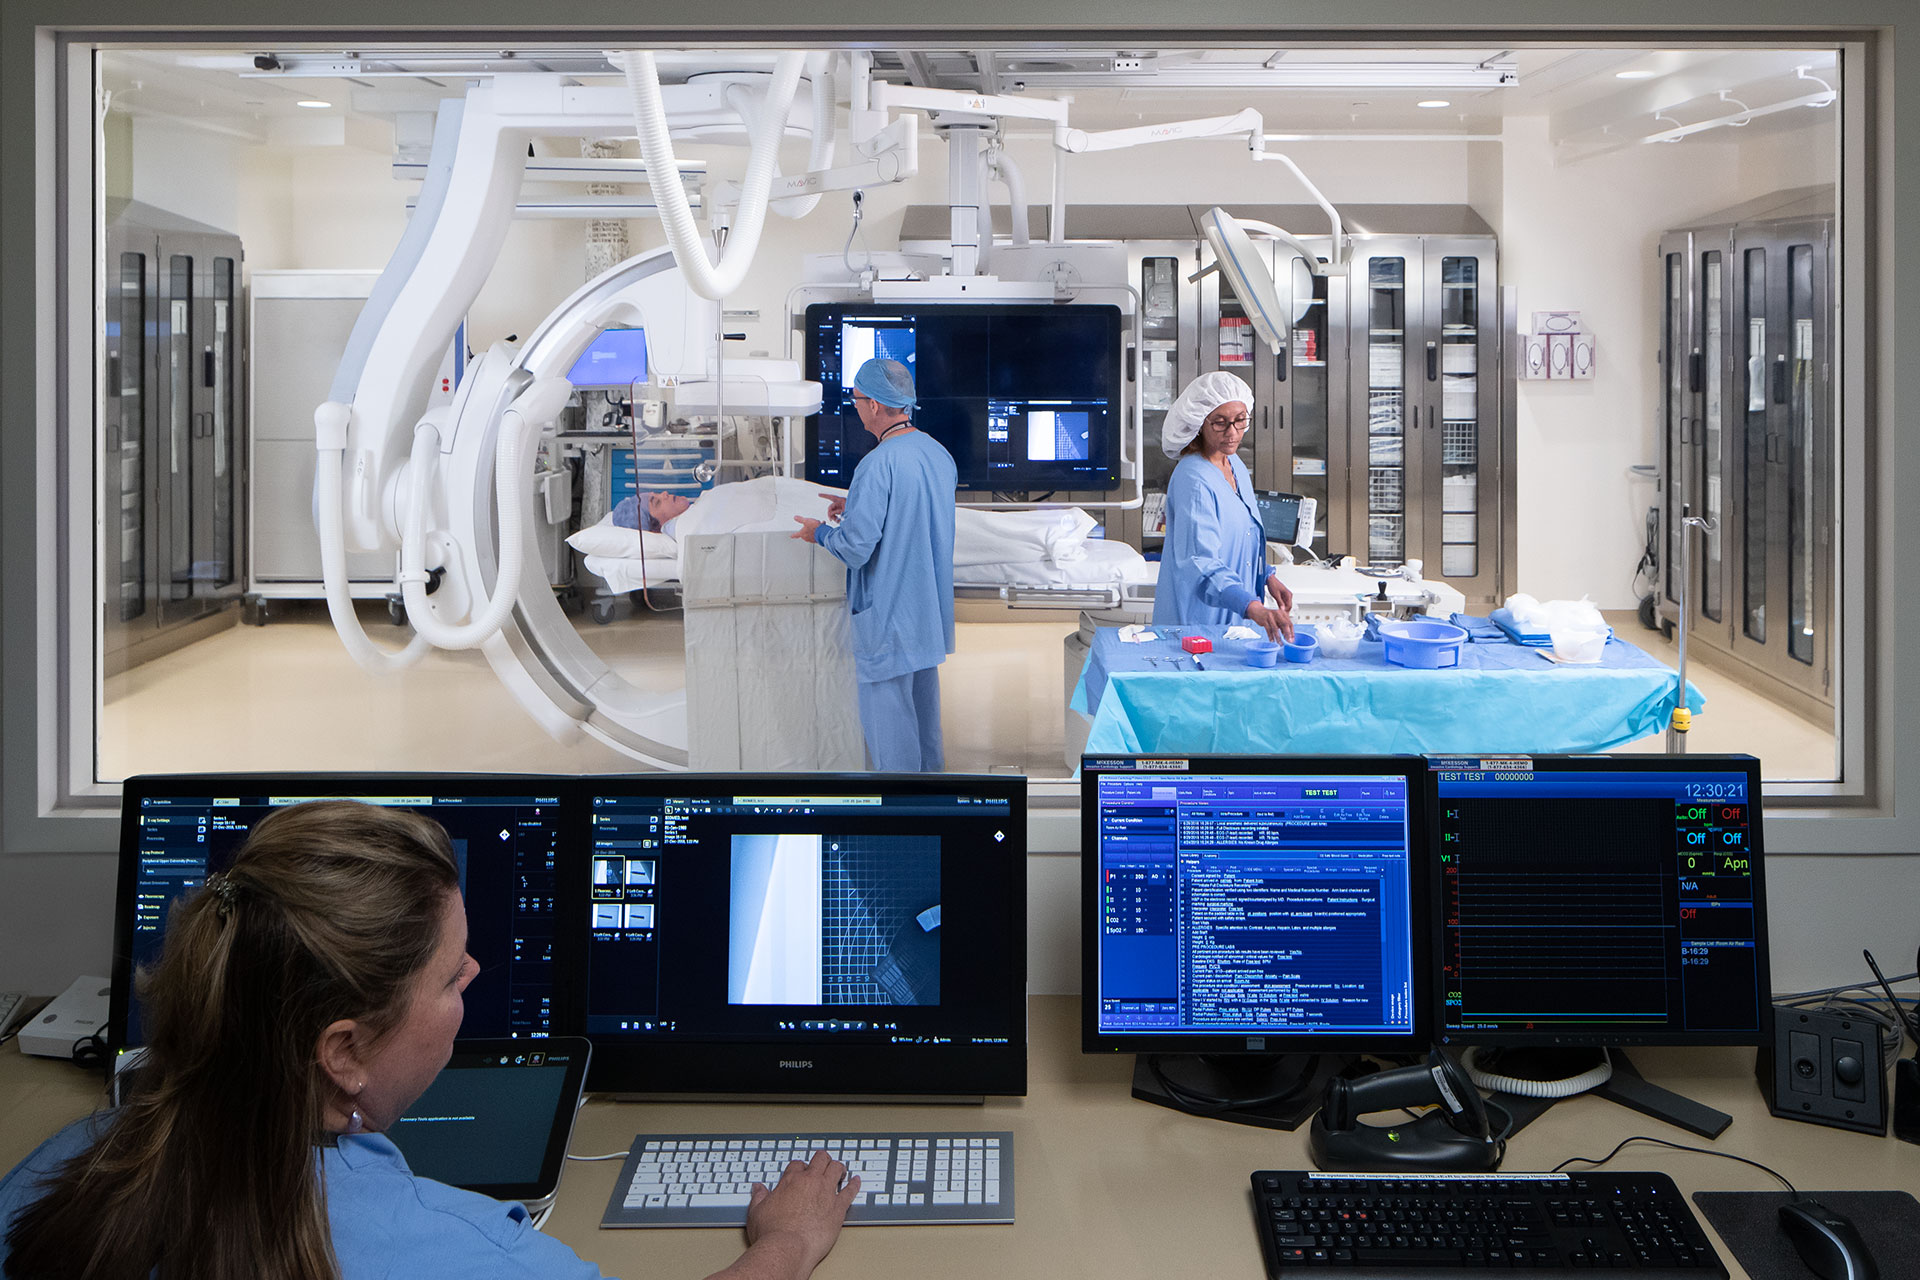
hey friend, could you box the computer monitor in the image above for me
[1081,755,1430,1121]
[1429,753,1771,1049]
[565,326,647,388]
[576,774,1027,1098]
[802,301,1123,493]
[110,775,572,1048]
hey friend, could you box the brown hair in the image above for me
[4,801,460,1280]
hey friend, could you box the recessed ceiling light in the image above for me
[1417,99,1450,109]
[1616,69,1657,80]
[295,99,332,109]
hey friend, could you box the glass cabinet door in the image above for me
[1435,255,1480,580]
[205,255,238,593]
[1362,256,1407,565]
[1700,251,1724,623]
[1738,246,1768,646]
[112,251,147,624]
[166,254,194,603]
[1662,249,1686,611]
[1787,242,1818,669]
[1286,258,1331,534]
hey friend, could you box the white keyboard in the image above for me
[0,992,25,1036]
[601,1131,1013,1228]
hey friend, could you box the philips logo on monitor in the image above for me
[779,1060,815,1070]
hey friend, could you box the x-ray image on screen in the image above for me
[728,833,942,1007]
[838,322,915,385]
[1028,409,1091,462]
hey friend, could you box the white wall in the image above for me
[130,116,241,232]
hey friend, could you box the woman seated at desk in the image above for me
[1152,372,1296,642]
[0,802,858,1280]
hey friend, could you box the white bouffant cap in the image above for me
[1161,371,1254,458]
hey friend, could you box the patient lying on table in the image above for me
[571,476,1151,593]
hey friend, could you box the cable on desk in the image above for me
[529,1203,554,1232]
[1551,1136,1795,1196]
[568,1149,632,1162]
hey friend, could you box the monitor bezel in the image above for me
[1080,754,1433,1058]
[109,773,582,1051]
[573,772,1028,1099]
[1426,752,1774,1050]
[800,300,1125,494]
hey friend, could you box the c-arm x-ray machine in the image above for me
[316,51,1352,767]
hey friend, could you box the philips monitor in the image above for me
[802,302,1123,493]
[1082,755,1430,1069]
[110,775,573,1048]
[1428,754,1771,1049]
[565,326,647,388]
[577,774,1027,1098]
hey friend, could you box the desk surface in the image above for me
[4,999,1914,1280]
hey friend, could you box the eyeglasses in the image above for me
[1205,413,1251,431]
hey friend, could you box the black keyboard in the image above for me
[1251,1171,1728,1277]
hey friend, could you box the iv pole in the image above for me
[1665,503,1718,752]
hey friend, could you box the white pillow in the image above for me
[567,517,677,561]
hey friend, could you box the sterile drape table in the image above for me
[1071,624,1705,756]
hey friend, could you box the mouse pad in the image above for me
[1693,1190,1920,1279]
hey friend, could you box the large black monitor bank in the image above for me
[1428,753,1771,1049]
[579,774,1027,1098]
[111,775,567,1048]
[803,301,1123,493]
[1081,755,1430,1058]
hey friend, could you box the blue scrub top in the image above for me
[816,428,957,684]
[1152,451,1272,627]
[1,1118,608,1279]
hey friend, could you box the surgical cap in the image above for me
[1161,371,1254,458]
[852,358,917,410]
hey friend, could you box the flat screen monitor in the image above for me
[802,302,1123,493]
[577,774,1027,1097]
[1428,753,1771,1048]
[111,775,571,1048]
[1081,755,1430,1057]
[566,326,647,388]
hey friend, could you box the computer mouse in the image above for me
[1777,1199,1878,1280]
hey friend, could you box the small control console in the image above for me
[1757,1004,1887,1135]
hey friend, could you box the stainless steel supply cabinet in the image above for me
[247,270,393,616]
[103,199,246,674]
[1657,188,1833,719]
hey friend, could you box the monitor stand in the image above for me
[1131,1053,1343,1130]
[1478,1048,1733,1139]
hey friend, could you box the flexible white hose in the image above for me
[313,401,433,672]
[399,379,567,650]
[619,50,804,300]
[990,145,1030,247]
[767,51,838,219]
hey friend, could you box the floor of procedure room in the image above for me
[97,603,1835,784]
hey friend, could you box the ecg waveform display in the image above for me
[1094,774,1416,1038]
[1436,768,1763,1045]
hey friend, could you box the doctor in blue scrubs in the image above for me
[794,358,957,771]
[1152,371,1295,641]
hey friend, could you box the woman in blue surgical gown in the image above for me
[1152,372,1295,641]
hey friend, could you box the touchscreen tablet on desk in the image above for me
[386,1037,591,1212]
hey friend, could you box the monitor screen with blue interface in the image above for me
[1081,756,1429,1054]
[565,326,647,388]
[577,774,1027,1097]
[802,302,1122,493]
[111,776,569,1047]
[1429,754,1771,1048]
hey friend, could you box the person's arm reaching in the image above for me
[702,1151,860,1280]
[809,466,888,568]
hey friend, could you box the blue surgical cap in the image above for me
[852,358,916,410]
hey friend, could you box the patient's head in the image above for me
[647,491,693,530]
